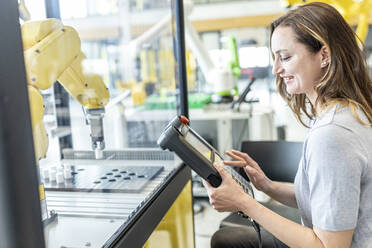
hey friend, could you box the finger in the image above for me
[231,150,251,161]
[231,151,260,170]
[231,150,252,159]
[213,162,228,179]
[225,151,245,162]
[242,167,256,184]
[243,171,253,182]
[223,160,246,168]
[244,165,258,177]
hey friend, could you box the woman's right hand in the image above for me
[224,150,272,193]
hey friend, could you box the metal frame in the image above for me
[173,0,189,118]
[108,165,191,248]
[0,0,45,247]
[172,2,196,246]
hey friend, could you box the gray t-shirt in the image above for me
[294,105,372,247]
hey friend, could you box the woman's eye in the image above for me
[280,56,291,62]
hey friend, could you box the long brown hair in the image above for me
[270,2,372,127]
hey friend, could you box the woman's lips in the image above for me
[283,76,294,84]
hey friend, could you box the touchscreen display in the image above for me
[214,153,224,164]
[184,130,212,161]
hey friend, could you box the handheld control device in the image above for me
[158,116,255,197]
[157,116,262,247]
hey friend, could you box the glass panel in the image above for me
[20,0,184,247]
[181,1,276,203]
[183,13,274,152]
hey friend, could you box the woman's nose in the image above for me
[272,61,283,75]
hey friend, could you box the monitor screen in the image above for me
[184,130,212,161]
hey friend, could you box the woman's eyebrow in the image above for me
[274,49,288,54]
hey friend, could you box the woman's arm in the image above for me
[265,181,297,208]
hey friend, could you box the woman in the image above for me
[204,2,372,248]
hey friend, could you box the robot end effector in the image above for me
[85,108,106,159]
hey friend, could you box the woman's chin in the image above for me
[285,83,304,95]
[286,86,297,95]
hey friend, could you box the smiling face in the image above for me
[271,26,325,103]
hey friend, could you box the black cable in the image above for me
[252,220,262,248]
[238,212,262,248]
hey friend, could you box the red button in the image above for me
[179,116,189,125]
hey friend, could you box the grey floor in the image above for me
[193,199,230,248]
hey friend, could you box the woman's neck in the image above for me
[306,92,322,116]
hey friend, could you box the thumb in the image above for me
[244,165,257,176]
[214,163,228,179]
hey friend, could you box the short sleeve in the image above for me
[306,124,366,231]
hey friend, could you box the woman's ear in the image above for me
[320,46,330,68]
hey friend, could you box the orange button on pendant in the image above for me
[179,116,189,125]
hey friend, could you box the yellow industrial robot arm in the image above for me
[22,18,110,160]
[281,0,371,43]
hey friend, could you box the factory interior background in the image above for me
[1,0,372,247]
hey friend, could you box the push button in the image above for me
[179,115,189,125]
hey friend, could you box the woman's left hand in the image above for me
[202,163,250,212]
